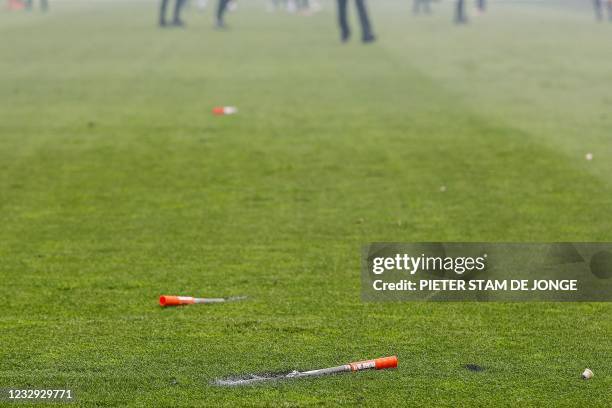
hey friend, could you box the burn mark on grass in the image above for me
[213,372,283,387]
[214,369,308,387]
[464,364,484,372]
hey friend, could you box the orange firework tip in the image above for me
[159,295,246,307]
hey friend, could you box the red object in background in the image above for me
[8,0,26,11]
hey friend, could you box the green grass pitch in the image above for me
[1,0,611,406]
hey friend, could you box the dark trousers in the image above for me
[25,0,48,11]
[160,0,185,24]
[217,0,230,24]
[477,0,485,12]
[455,0,467,23]
[413,0,431,14]
[337,0,374,41]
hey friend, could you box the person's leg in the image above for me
[594,0,602,20]
[159,0,169,25]
[172,0,186,25]
[40,0,48,12]
[455,0,467,23]
[25,0,33,10]
[593,0,602,20]
[216,0,230,27]
[607,0,612,20]
[337,0,350,42]
[355,0,375,42]
[477,0,485,12]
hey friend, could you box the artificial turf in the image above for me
[1,0,611,406]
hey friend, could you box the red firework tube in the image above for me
[212,106,238,115]
[159,295,242,307]
[215,355,398,386]
[299,356,398,378]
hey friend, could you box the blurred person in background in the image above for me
[337,0,375,43]
[25,0,48,12]
[593,0,612,21]
[196,0,208,11]
[159,0,186,27]
[216,0,232,28]
[297,0,321,15]
[455,0,467,23]
[297,0,310,13]
[287,0,298,13]
[413,0,431,15]
[269,0,286,12]
[476,0,485,14]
